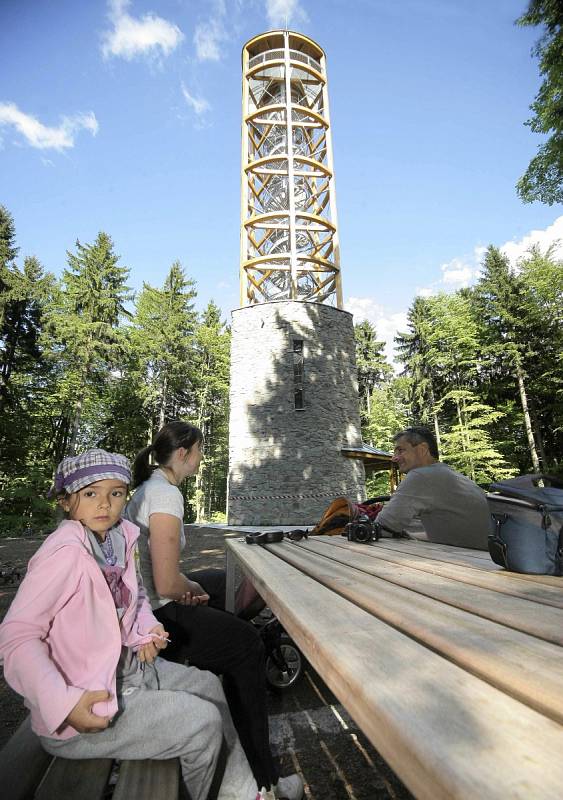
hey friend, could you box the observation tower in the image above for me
[227,30,365,525]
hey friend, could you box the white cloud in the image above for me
[416,286,435,298]
[101,0,183,61]
[440,258,476,287]
[345,296,408,369]
[0,102,98,151]
[181,83,211,116]
[193,0,229,62]
[266,0,308,29]
[194,19,227,61]
[500,216,563,267]
[414,252,480,297]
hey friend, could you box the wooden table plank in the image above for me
[317,536,563,607]
[227,539,563,800]
[297,538,563,644]
[373,537,563,586]
[265,540,563,723]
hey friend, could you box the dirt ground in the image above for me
[0,528,412,800]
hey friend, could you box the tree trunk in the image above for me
[194,471,204,523]
[428,382,441,456]
[530,407,548,469]
[0,305,23,386]
[68,392,84,456]
[515,362,541,472]
[455,398,475,481]
[460,394,475,482]
[158,375,167,430]
[0,306,23,413]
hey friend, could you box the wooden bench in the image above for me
[226,534,563,799]
[0,717,186,800]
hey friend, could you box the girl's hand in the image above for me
[66,690,111,733]
[138,625,169,664]
[178,580,210,606]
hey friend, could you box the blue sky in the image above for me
[1,0,561,363]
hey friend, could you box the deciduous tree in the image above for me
[516,0,563,204]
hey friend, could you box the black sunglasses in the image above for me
[286,529,309,541]
[245,529,309,545]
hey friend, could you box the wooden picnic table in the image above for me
[226,533,563,800]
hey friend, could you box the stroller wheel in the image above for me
[265,634,303,691]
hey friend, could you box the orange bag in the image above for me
[310,497,356,536]
[310,497,385,536]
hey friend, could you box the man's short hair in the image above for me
[393,426,439,459]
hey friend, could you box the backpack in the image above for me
[310,496,386,536]
[486,475,563,576]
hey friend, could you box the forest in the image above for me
[0,202,562,534]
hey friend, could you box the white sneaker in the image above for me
[256,789,276,800]
[275,773,304,800]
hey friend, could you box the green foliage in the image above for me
[436,389,516,484]
[46,232,133,455]
[131,261,197,426]
[192,301,231,521]
[363,376,410,497]
[0,205,19,330]
[364,377,410,451]
[516,1,563,204]
[1,202,561,533]
[397,275,546,481]
[395,297,442,431]
[354,320,392,424]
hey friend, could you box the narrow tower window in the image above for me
[293,339,304,410]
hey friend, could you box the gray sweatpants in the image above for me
[40,658,257,800]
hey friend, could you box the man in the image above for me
[376,426,492,549]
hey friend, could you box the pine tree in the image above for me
[130,261,198,434]
[517,244,563,468]
[0,205,19,330]
[49,232,132,454]
[395,296,443,452]
[192,301,230,521]
[475,246,542,471]
[0,257,53,403]
[0,212,60,532]
[354,320,393,423]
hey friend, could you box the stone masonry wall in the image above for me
[227,300,365,525]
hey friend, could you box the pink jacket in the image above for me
[0,518,159,739]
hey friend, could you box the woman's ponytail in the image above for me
[131,444,155,489]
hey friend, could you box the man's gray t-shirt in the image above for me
[124,469,185,609]
[376,462,492,549]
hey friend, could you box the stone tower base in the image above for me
[227,300,365,525]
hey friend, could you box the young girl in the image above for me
[0,449,258,800]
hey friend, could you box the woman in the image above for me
[125,421,303,800]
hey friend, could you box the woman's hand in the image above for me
[178,579,210,606]
[65,689,111,733]
[137,624,170,664]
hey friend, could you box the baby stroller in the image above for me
[253,609,303,691]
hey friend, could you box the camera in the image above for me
[343,514,380,544]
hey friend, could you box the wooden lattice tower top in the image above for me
[240,31,343,308]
